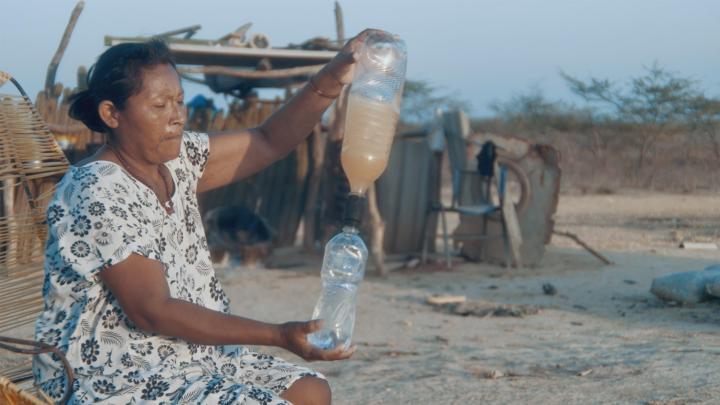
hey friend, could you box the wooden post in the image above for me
[334,1,345,47]
[367,184,386,276]
[178,64,324,79]
[302,124,327,251]
[496,162,523,268]
[76,65,88,90]
[329,87,348,142]
[45,1,85,94]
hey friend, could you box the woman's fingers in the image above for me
[348,28,382,46]
[282,321,356,361]
[321,28,389,85]
[303,319,323,334]
[324,344,356,361]
[332,344,356,360]
[308,344,356,361]
[343,28,384,57]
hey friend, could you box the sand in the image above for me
[3,192,719,404]
[219,192,720,404]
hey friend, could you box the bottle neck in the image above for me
[342,226,359,234]
[342,194,365,229]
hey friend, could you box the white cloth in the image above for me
[34,132,321,404]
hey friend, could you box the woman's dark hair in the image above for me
[69,39,176,133]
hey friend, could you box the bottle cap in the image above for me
[342,194,365,228]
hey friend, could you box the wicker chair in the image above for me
[0,377,51,405]
[0,72,71,404]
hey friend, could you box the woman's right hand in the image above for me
[312,28,386,97]
[278,320,356,362]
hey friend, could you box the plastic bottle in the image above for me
[308,31,406,351]
[341,31,407,195]
[308,196,368,350]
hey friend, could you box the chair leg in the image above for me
[481,215,488,260]
[440,209,451,269]
[421,209,431,264]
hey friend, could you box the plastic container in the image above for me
[307,219,368,350]
[341,31,407,195]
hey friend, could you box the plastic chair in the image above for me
[421,110,511,268]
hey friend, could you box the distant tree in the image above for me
[489,87,588,133]
[687,95,720,160]
[399,79,470,125]
[561,63,703,170]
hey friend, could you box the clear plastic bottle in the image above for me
[308,196,368,350]
[341,31,407,195]
[308,31,406,351]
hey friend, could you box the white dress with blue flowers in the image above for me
[33,132,322,404]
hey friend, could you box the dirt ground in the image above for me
[3,192,719,404]
[219,191,720,404]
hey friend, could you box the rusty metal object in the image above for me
[455,133,561,267]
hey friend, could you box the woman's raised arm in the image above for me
[196,30,378,193]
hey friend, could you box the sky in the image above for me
[1,0,719,118]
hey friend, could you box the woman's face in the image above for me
[113,63,186,163]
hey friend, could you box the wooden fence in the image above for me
[38,85,443,256]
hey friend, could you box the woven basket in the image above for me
[0,377,51,405]
[0,72,69,332]
[0,72,72,404]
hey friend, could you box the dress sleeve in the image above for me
[180,131,210,191]
[48,164,160,281]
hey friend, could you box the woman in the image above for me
[34,29,372,404]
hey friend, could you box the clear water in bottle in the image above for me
[308,226,368,350]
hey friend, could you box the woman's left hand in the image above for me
[278,320,356,362]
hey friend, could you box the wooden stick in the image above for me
[496,162,523,268]
[179,73,209,86]
[426,294,466,305]
[45,1,85,93]
[553,230,613,266]
[47,122,88,134]
[334,1,345,47]
[218,22,252,43]
[178,64,324,79]
[367,184,386,276]
[155,24,202,39]
[679,241,719,250]
[302,125,327,252]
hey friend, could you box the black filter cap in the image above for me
[342,194,365,228]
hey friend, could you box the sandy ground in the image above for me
[3,192,719,404]
[219,192,720,404]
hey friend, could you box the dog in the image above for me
[203,205,273,268]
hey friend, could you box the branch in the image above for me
[553,230,613,265]
[45,1,85,93]
[334,1,345,47]
[177,64,324,79]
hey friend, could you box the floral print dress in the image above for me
[33,132,322,404]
